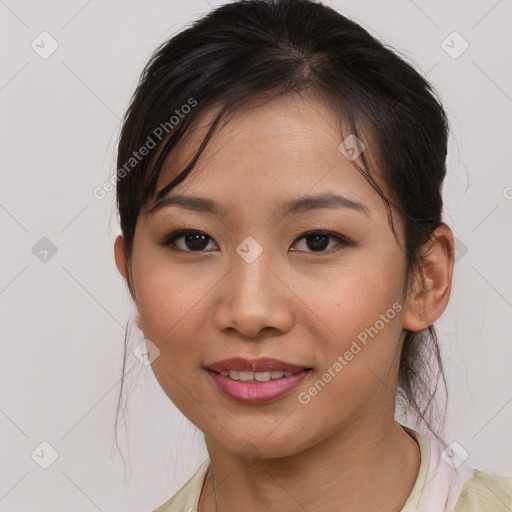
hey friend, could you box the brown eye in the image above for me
[290,231,352,253]
[159,230,218,252]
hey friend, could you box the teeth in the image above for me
[239,371,255,381]
[219,370,298,381]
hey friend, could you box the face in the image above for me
[117,92,413,458]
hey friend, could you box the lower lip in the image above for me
[206,369,311,403]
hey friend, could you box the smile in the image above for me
[206,368,311,403]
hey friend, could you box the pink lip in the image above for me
[205,357,310,373]
[206,368,311,404]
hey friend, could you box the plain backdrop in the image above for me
[0,1,511,511]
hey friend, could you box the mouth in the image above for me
[204,357,312,403]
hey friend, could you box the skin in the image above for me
[114,91,454,512]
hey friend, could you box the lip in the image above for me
[206,368,311,404]
[205,357,311,373]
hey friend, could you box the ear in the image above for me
[402,224,455,331]
[114,234,137,303]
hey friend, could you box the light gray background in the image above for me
[1,1,511,511]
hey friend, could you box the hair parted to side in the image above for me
[115,0,450,459]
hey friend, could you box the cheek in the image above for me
[133,250,216,342]
[311,249,404,332]
[308,249,406,386]
[337,276,401,333]
[132,254,211,404]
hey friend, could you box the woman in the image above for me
[113,1,512,510]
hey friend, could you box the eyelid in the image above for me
[158,229,218,250]
[159,228,354,253]
[294,229,352,243]
[291,230,354,251]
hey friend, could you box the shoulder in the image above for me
[152,459,211,512]
[454,468,512,512]
[401,425,512,512]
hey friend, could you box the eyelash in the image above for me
[158,229,353,254]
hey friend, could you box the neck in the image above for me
[199,419,421,512]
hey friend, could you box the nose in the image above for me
[213,250,294,339]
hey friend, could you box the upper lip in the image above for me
[206,357,311,373]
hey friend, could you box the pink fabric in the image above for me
[416,436,474,512]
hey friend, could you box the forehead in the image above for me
[154,92,378,200]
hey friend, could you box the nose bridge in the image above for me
[231,239,278,304]
[214,237,292,337]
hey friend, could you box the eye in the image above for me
[290,230,352,253]
[158,229,352,254]
[158,229,219,252]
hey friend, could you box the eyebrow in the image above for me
[148,191,370,217]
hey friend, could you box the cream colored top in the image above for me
[153,426,512,511]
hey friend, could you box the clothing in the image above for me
[152,426,512,511]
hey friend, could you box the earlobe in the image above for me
[402,224,455,332]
